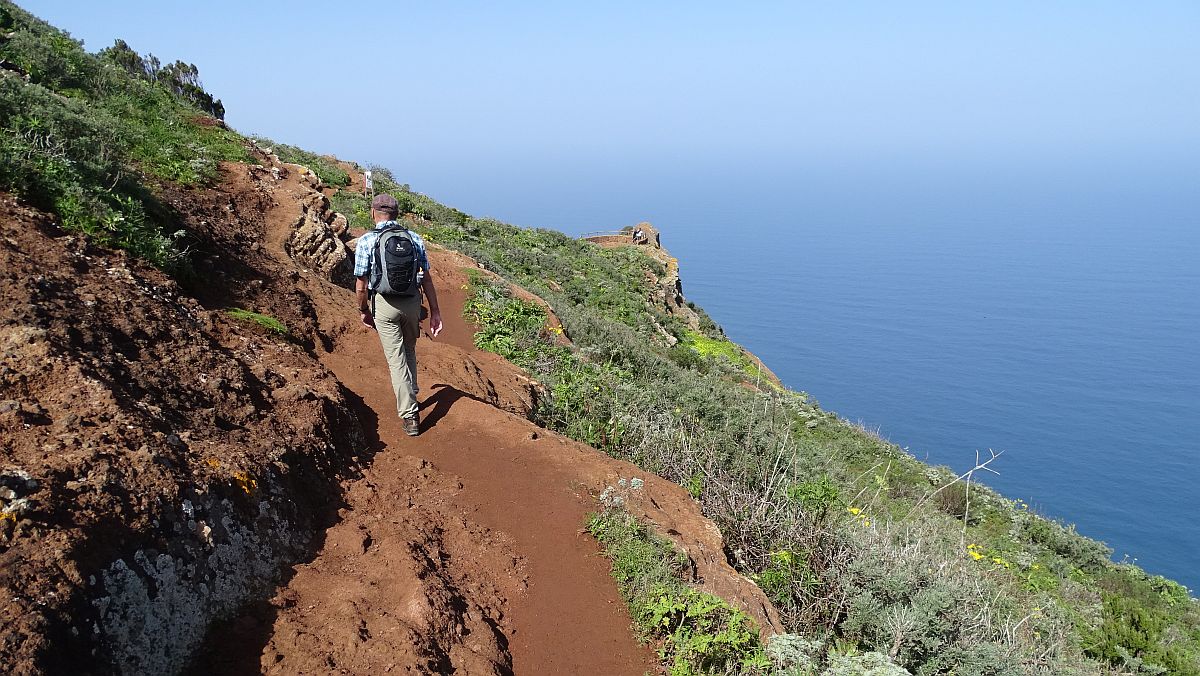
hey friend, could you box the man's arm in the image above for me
[421,272,443,338]
[355,277,375,330]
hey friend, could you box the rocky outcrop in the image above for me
[280,165,353,287]
[94,487,312,674]
[584,223,703,338]
[584,224,783,388]
[632,223,702,333]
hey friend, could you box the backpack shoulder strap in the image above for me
[369,228,390,288]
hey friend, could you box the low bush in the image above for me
[1013,509,1113,572]
[678,329,771,383]
[587,506,769,675]
[1081,567,1200,674]
[0,77,177,266]
[329,190,373,231]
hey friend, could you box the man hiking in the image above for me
[354,193,443,436]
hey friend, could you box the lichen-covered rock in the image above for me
[95,493,306,675]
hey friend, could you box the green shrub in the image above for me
[668,342,706,371]
[1014,510,1113,571]
[1077,567,1200,674]
[788,475,842,524]
[679,329,768,382]
[756,549,820,609]
[588,506,768,675]
[1082,591,1198,674]
[0,77,179,266]
[1,26,97,92]
[463,277,548,356]
[931,481,981,524]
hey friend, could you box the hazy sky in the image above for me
[19,1,1200,221]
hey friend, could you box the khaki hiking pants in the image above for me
[373,292,422,420]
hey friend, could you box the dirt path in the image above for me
[306,314,653,675]
[191,165,656,674]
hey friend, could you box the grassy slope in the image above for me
[2,2,1197,673]
[0,3,251,270]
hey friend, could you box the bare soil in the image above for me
[0,189,364,672]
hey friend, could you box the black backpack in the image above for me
[368,226,420,296]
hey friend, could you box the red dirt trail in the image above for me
[193,164,656,674]
[300,279,654,675]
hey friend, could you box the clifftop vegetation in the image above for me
[1,1,1198,673]
[0,2,246,269]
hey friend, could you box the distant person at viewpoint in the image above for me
[354,193,443,436]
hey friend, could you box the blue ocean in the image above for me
[416,158,1200,592]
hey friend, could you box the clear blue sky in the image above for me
[19,1,1200,220]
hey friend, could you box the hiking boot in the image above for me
[403,415,420,437]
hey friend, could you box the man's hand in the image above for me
[428,309,443,338]
[361,311,376,331]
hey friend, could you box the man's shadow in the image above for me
[420,383,492,430]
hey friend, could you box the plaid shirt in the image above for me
[353,221,430,284]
